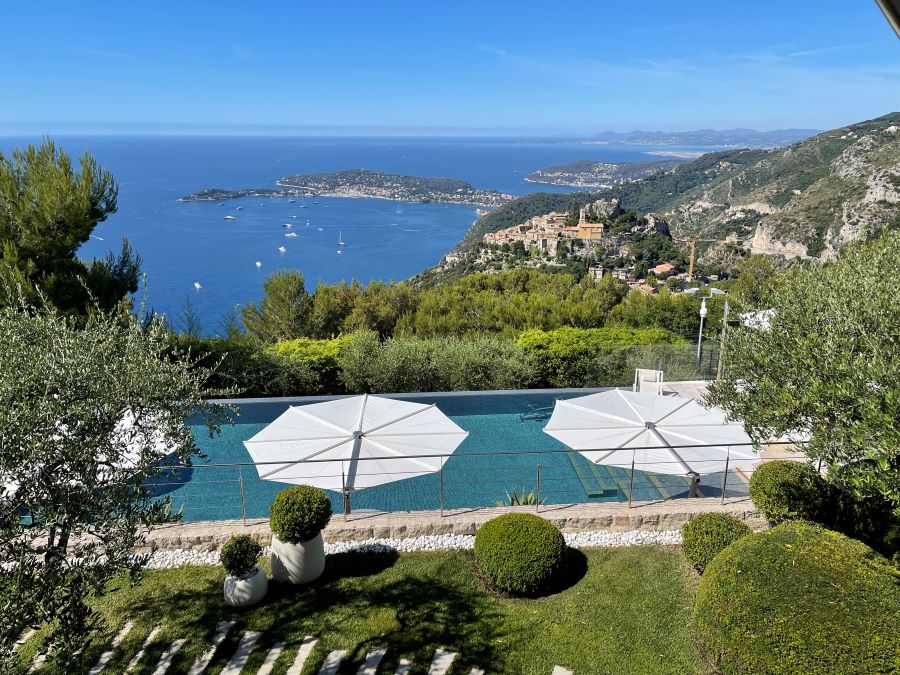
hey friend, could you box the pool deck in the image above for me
[138,497,768,552]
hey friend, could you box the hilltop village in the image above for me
[444,198,734,292]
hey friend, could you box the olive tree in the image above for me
[706,234,900,511]
[0,302,231,668]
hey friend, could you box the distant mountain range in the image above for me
[582,128,821,148]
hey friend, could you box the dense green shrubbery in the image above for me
[339,331,531,393]
[220,535,262,577]
[175,326,695,396]
[517,326,684,388]
[748,460,828,524]
[269,486,333,543]
[680,513,751,572]
[827,465,900,558]
[170,334,321,397]
[694,522,900,674]
[473,514,567,595]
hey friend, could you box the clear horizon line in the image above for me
[0,120,824,138]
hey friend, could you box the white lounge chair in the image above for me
[633,368,664,395]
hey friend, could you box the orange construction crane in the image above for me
[674,236,718,281]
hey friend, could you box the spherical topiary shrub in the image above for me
[269,485,333,543]
[694,522,900,674]
[473,513,567,596]
[748,460,828,524]
[221,535,263,577]
[681,513,751,572]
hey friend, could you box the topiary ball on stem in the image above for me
[270,485,333,543]
[748,460,828,524]
[221,535,263,577]
[681,512,751,572]
[473,513,567,596]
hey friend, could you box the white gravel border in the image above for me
[144,530,682,569]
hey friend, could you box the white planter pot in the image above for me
[270,532,326,584]
[223,565,268,607]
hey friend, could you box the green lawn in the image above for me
[20,546,707,674]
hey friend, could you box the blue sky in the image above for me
[3,1,898,134]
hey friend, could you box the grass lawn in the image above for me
[21,546,707,674]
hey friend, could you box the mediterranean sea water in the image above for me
[0,135,703,332]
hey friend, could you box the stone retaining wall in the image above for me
[138,498,765,553]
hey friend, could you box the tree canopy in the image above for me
[0,139,140,314]
[0,303,230,667]
[706,233,900,511]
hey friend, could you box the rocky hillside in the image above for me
[660,112,900,258]
[455,112,900,261]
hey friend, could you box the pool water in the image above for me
[160,390,747,522]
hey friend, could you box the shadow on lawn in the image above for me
[267,552,506,672]
[120,550,508,673]
[543,548,588,597]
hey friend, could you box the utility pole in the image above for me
[716,300,729,381]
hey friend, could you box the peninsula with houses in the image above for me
[525,159,684,187]
[180,169,514,207]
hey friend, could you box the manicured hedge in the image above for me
[270,486,333,543]
[748,460,828,523]
[220,535,262,577]
[473,513,567,596]
[517,326,685,388]
[681,513,751,572]
[694,522,900,674]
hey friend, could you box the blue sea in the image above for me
[0,135,702,332]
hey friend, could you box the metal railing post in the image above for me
[721,447,731,504]
[535,462,541,514]
[628,450,636,508]
[341,467,348,522]
[439,460,444,518]
[238,467,247,526]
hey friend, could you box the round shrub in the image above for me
[748,460,828,523]
[473,513,567,596]
[694,522,900,674]
[221,535,262,577]
[269,485,333,543]
[681,513,751,572]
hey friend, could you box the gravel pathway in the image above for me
[144,530,682,569]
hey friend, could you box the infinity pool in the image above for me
[161,390,747,522]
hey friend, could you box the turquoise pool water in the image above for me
[161,390,747,522]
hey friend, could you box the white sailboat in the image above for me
[255,261,262,268]
[278,245,287,253]
[338,230,345,246]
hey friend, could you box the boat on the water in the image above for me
[255,261,262,268]
[285,232,298,238]
[224,215,237,220]
[283,223,293,228]
[278,245,287,253]
[338,230,345,246]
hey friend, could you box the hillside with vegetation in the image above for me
[447,112,900,270]
[662,112,900,257]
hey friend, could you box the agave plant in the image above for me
[495,488,543,507]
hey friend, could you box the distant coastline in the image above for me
[524,158,684,188]
[180,168,514,207]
